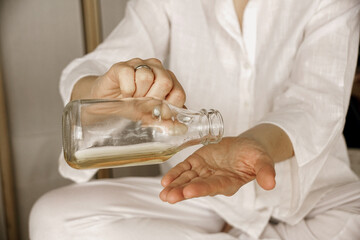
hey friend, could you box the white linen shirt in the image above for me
[59,0,360,238]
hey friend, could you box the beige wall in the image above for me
[100,0,128,37]
[0,0,84,238]
[0,0,109,239]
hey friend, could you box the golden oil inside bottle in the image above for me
[66,142,177,169]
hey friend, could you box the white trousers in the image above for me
[29,177,360,240]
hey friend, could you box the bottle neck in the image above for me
[199,109,224,145]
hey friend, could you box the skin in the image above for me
[233,0,249,31]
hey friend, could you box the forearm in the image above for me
[239,123,294,163]
[70,76,98,101]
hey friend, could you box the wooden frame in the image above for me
[0,59,19,239]
[81,0,112,179]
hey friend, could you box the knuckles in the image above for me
[146,58,162,66]
[109,62,133,76]
[128,58,143,65]
[157,77,174,91]
[103,58,186,104]
[169,89,186,106]
[116,65,134,76]
[136,70,154,84]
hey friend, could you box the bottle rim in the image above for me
[200,109,224,145]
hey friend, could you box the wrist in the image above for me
[238,123,294,163]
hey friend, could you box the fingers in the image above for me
[255,162,276,190]
[140,60,185,105]
[161,161,192,187]
[160,169,198,204]
[92,63,135,99]
[133,67,154,97]
[112,62,136,98]
[145,66,173,99]
[165,71,186,108]
[127,58,173,99]
[96,58,185,105]
[160,179,205,204]
[159,161,192,204]
[160,173,240,204]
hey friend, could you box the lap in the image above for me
[30,178,360,240]
[29,177,225,240]
[260,181,360,240]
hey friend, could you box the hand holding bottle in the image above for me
[160,124,294,204]
[71,58,186,108]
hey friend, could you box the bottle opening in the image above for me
[200,109,224,145]
[207,109,224,144]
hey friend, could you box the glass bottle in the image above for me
[62,97,224,170]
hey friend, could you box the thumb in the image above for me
[255,163,276,190]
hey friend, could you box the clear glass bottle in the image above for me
[62,97,224,170]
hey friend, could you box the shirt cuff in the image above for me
[58,152,97,183]
[59,59,108,105]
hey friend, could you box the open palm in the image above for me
[159,137,276,204]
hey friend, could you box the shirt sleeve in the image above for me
[58,0,171,183]
[259,0,360,218]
